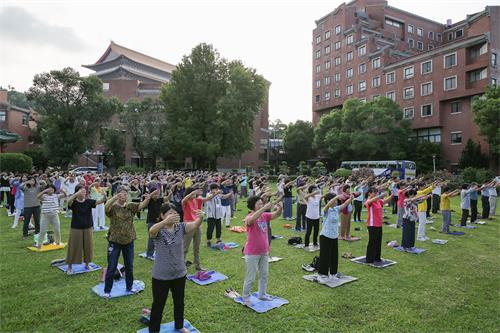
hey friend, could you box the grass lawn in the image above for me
[1,195,499,333]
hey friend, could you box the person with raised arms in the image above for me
[36,184,67,248]
[440,187,461,233]
[364,187,393,263]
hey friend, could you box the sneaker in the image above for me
[317,274,330,284]
[242,296,253,307]
[207,241,212,247]
[258,294,273,301]
[417,236,429,242]
[11,223,17,229]
[127,287,139,294]
[103,292,111,299]
[185,260,193,267]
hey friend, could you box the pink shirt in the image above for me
[244,212,272,255]
[365,198,384,227]
[397,190,406,207]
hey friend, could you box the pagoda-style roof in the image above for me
[83,41,176,75]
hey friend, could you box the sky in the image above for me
[0,0,497,124]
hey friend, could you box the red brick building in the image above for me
[84,41,269,170]
[312,0,499,171]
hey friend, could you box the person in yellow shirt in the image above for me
[440,187,460,233]
[416,181,437,241]
[184,176,193,189]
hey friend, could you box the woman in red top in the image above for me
[364,187,393,263]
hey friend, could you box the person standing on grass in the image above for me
[460,183,478,226]
[103,186,151,298]
[36,184,67,248]
[317,193,354,284]
[242,196,282,305]
[66,185,106,274]
[90,179,108,230]
[10,175,25,229]
[145,187,171,259]
[295,182,308,232]
[396,183,411,228]
[390,177,399,215]
[480,180,496,220]
[401,190,430,251]
[431,182,442,215]
[440,187,461,233]
[489,182,498,217]
[469,183,480,224]
[240,174,248,198]
[353,180,368,223]
[416,182,435,242]
[364,187,393,263]
[220,179,233,228]
[129,179,143,220]
[338,184,357,240]
[148,205,203,333]
[304,185,322,250]
[205,183,230,247]
[21,177,44,239]
[282,178,294,221]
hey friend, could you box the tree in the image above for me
[26,67,121,168]
[160,43,267,169]
[313,97,412,167]
[121,97,165,169]
[459,139,488,169]
[298,161,310,175]
[279,161,290,175]
[6,89,35,109]
[23,148,49,170]
[412,141,442,174]
[102,128,126,170]
[269,119,288,139]
[283,120,314,166]
[311,161,327,177]
[471,85,500,167]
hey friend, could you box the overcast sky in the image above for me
[0,0,497,123]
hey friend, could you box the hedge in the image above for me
[0,153,33,173]
[117,165,145,174]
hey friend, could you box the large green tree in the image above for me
[313,97,412,167]
[160,43,266,169]
[27,67,121,168]
[459,139,488,169]
[471,85,500,167]
[102,128,126,170]
[283,120,314,166]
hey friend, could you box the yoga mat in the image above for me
[350,256,397,268]
[187,271,228,285]
[387,224,398,228]
[394,246,426,254]
[476,221,487,225]
[57,263,101,275]
[211,242,239,251]
[93,226,109,232]
[303,273,358,288]
[268,256,283,263]
[432,239,448,244]
[27,243,66,252]
[233,293,289,313]
[137,320,198,333]
[138,252,155,260]
[342,237,361,242]
[92,279,145,298]
[454,225,477,229]
[447,231,465,236]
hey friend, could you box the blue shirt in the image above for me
[320,206,341,239]
[240,176,247,187]
[470,190,478,200]
[220,185,231,206]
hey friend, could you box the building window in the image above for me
[417,28,423,37]
[372,94,380,99]
[404,66,414,79]
[315,79,321,88]
[437,33,442,42]
[386,91,396,101]
[408,38,414,48]
[448,32,454,41]
[103,83,110,92]
[0,111,6,122]
[359,98,367,103]
[325,45,331,55]
[372,76,381,88]
[492,53,498,67]
[415,128,441,143]
[325,91,331,100]
[428,31,434,40]
[421,82,433,96]
[469,43,487,59]
[493,78,498,86]
[316,35,321,44]
[325,30,331,39]
[335,73,341,82]
[444,52,457,68]
[359,63,366,74]
[358,45,366,56]
[450,101,462,114]
[421,60,432,74]
[346,85,353,95]
[421,104,433,117]
[386,71,395,84]
[444,76,457,90]
[372,57,381,69]
[346,68,353,78]
[316,64,321,73]
[403,86,415,99]
[346,51,353,62]
[335,41,341,50]
[385,17,402,28]
[335,89,340,98]
[359,80,366,92]
[455,29,463,39]
[428,44,434,50]
[335,25,341,35]
[22,114,29,126]
[408,24,414,34]
[451,132,463,144]
[324,77,331,85]
[403,107,414,119]
[417,41,423,50]
[346,34,354,45]
[315,49,321,59]
[325,60,331,70]
[335,57,341,66]
[469,68,487,82]
[315,95,320,102]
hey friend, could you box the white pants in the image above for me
[221,205,231,226]
[92,203,106,228]
[489,196,497,216]
[243,254,269,298]
[417,211,427,239]
[13,208,22,227]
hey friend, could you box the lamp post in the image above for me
[432,154,436,173]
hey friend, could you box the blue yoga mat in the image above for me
[136,320,198,333]
[394,246,426,254]
[92,279,145,298]
[211,242,239,251]
[447,231,465,236]
[234,293,289,313]
[187,271,228,285]
[57,263,101,275]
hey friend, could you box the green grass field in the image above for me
[1,196,499,333]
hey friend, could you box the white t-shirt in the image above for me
[305,194,321,219]
[63,179,78,195]
[432,186,442,195]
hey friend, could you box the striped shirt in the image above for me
[152,223,186,280]
[206,195,223,219]
[41,194,59,214]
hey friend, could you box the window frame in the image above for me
[372,76,381,88]
[0,110,6,122]
[346,84,353,95]
[403,86,415,100]
[316,35,321,44]
[450,131,463,145]
[359,63,367,74]
[372,57,381,69]
[346,51,353,62]
[444,51,457,68]
[386,90,396,102]
[359,80,367,92]
[346,67,353,79]
[325,60,331,70]
[408,24,414,34]
[358,44,367,57]
[386,71,396,84]
[417,41,423,50]
[346,34,354,45]
[421,103,433,118]
[455,29,464,39]
[335,40,341,50]
[421,59,433,75]
[325,30,331,40]
[403,107,414,119]
[403,65,414,79]
[421,81,433,96]
[335,25,341,35]
[450,101,462,114]
[325,91,331,101]
[408,38,414,48]
[417,27,423,37]
[444,75,458,91]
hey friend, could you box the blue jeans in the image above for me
[283,197,293,219]
[104,241,134,293]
